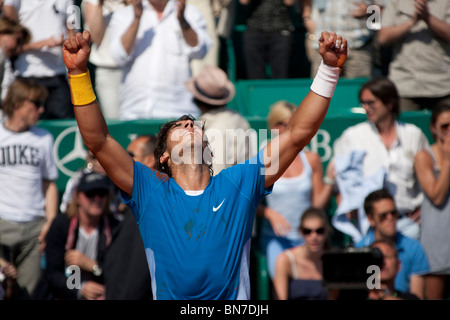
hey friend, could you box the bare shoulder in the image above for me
[304,151,322,168]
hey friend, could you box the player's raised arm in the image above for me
[263,31,347,188]
[62,31,134,195]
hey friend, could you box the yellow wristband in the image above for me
[68,70,97,106]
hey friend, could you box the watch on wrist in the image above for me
[179,19,191,30]
[92,264,102,277]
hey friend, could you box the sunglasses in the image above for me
[28,99,45,108]
[360,100,376,109]
[439,123,450,130]
[375,209,398,221]
[84,189,109,198]
[300,227,326,235]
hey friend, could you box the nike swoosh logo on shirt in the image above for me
[213,199,225,212]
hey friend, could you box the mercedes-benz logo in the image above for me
[53,126,87,177]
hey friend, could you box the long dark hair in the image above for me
[430,102,450,141]
[359,77,400,118]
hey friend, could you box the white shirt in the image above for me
[3,0,74,77]
[0,123,59,222]
[333,120,430,214]
[200,107,254,175]
[109,0,211,120]
[82,0,127,68]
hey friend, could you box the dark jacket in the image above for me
[44,213,118,300]
[103,209,152,300]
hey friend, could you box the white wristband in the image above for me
[310,61,341,98]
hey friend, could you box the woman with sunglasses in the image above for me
[273,207,332,300]
[258,100,335,283]
[414,103,450,300]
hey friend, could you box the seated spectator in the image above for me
[273,207,331,300]
[367,239,420,300]
[257,100,335,281]
[330,77,430,243]
[354,189,430,299]
[59,151,111,214]
[58,143,153,300]
[414,102,450,300]
[126,134,157,169]
[44,172,118,300]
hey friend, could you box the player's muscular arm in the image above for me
[62,31,134,196]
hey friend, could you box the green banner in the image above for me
[40,111,432,193]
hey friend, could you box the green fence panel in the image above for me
[39,110,431,195]
[234,78,369,118]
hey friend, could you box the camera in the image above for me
[322,247,383,290]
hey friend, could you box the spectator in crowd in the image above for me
[414,102,450,300]
[126,134,157,169]
[0,78,59,299]
[302,0,385,78]
[108,0,211,120]
[238,0,296,80]
[185,64,254,175]
[62,29,347,299]
[378,0,450,111]
[52,138,154,300]
[257,100,335,281]
[44,171,118,300]
[2,0,76,119]
[330,77,429,243]
[273,207,331,300]
[187,0,219,76]
[81,0,129,119]
[0,16,30,105]
[354,189,429,299]
[367,239,420,300]
[211,0,236,70]
[59,150,110,214]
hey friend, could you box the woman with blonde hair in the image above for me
[257,100,335,282]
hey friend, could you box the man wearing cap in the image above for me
[44,171,119,300]
[185,65,254,175]
[62,29,347,300]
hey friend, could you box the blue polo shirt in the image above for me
[355,229,430,293]
[122,152,272,300]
